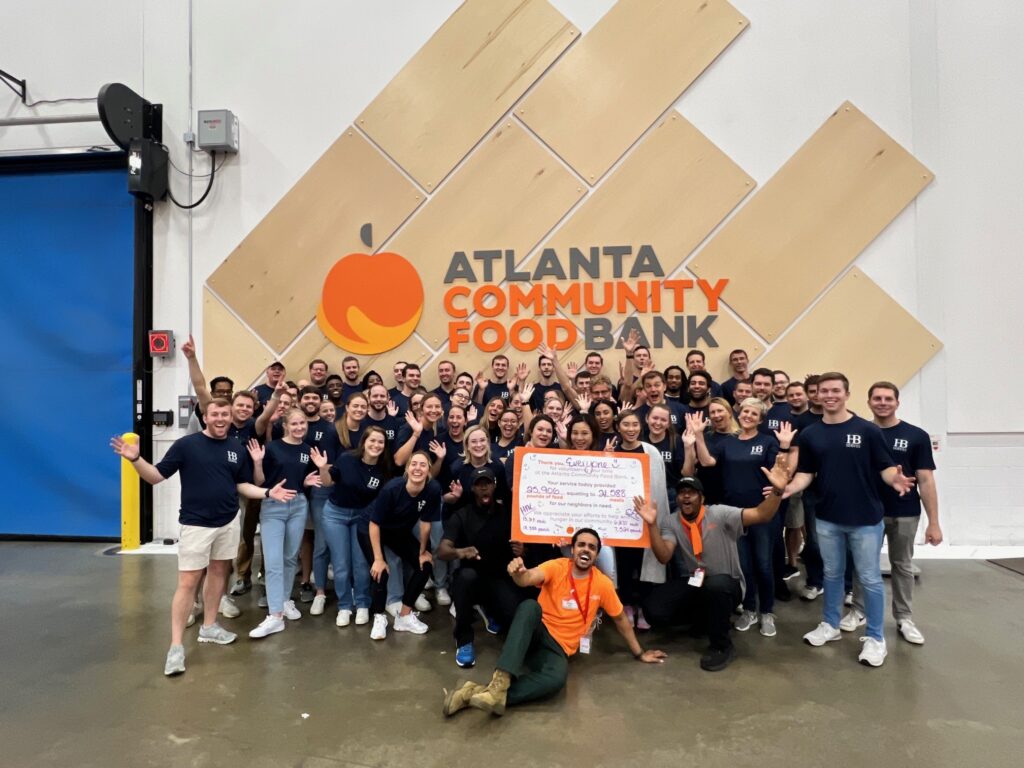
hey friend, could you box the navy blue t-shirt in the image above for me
[709,432,779,508]
[341,382,363,403]
[261,440,313,492]
[796,416,896,526]
[636,400,686,429]
[476,380,511,406]
[370,477,443,530]
[878,421,935,518]
[227,418,259,447]
[761,402,792,436]
[649,434,684,491]
[253,384,275,406]
[364,413,401,446]
[433,386,454,411]
[529,382,563,411]
[790,410,823,437]
[448,458,512,512]
[329,451,388,511]
[304,418,341,463]
[697,430,731,506]
[394,424,441,464]
[492,437,522,466]
[721,377,743,405]
[156,432,253,528]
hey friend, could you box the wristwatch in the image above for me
[264,487,271,499]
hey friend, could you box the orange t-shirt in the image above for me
[537,558,623,655]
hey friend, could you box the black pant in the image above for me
[642,573,742,651]
[451,567,528,646]
[356,527,433,615]
[615,547,644,605]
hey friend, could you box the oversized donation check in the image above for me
[512,447,651,548]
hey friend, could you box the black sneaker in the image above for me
[782,565,800,581]
[299,582,315,603]
[229,578,252,596]
[700,645,736,672]
[775,581,793,602]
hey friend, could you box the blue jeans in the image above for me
[738,515,780,613]
[309,486,331,591]
[321,501,371,610]
[802,493,824,588]
[260,496,309,615]
[817,518,885,640]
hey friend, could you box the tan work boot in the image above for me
[442,680,485,717]
[469,669,511,716]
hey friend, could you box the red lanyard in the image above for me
[567,561,593,628]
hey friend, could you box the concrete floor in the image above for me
[1,543,1022,768]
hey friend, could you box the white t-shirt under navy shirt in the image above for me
[796,415,896,526]
[156,432,253,528]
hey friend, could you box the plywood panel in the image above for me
[207,129,423,353]
[689,102,934,341]
[389,120,586,348]
[358,0,578,190]
[759,269,941,404]
[203,288,274,390]
[515,112,754,331]
[518,0,748,184]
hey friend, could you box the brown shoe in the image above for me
[443,680,485,717]
[469,669,511,716]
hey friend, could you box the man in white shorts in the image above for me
[112,398,296,676]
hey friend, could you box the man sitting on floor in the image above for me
[443,528,666,717]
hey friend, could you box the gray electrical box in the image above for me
[197,109,239,153]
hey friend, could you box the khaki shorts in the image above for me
[178,513,241,571]
[785,492,805,529]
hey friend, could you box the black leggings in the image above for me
[356,527,433,615]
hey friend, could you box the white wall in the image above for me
[3,0,1020,543]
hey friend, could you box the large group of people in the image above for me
[111,328,942,717]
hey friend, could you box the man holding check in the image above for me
[443,528,666,717]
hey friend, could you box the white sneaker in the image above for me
[435,588,452,606]
[186,601,201,628]
[844,591,854,606]
[734,610,758,632]
[218,595,241,619]
[858,636,887,667]
[385,602,401,619]
[803,622,842,647]
[336,610,352,627]
[282,600,302,621]
[414,593,432,612]
[759,613,777,637]
[449,604,457,619]
[840,609,866,632]
[394,611,429,634]
[310,595,326,616]
[249,615,286,639]
[800,586,824,601]
[898,619,925,645]
[370,613,388,640]
[355,608,370,625]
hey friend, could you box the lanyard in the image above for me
[567,561,593,628]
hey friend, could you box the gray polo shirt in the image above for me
[660,504,745,592]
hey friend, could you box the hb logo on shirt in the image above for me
[893,438,909,452]
[367,477,380,489]
[300,453,309,464]
[417,500,426,512]
[846,434,862,448]
[750,445,764,456]
[227,451,238,463]
[314,430,324,441]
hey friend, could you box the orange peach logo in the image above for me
[317,228,424,355]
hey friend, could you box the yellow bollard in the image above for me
[121,432,141,551]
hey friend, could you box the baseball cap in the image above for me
[675,476,704,494]
[471,466,496,484]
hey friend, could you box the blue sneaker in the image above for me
[455,643,476,668]
[474,605,501,635]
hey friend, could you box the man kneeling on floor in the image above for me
[443,528,666,717]
[634,453,789,672]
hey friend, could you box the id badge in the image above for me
[579,635,592,654]
[562,599,579,610]
[688,567,706,588]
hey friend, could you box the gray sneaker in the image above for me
[734,610,759,632]
[197,622,238,645]
[164,644,186,676]
[257,591,268,609]
[299,582,315,603]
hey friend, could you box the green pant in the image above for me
[497,600,569,706]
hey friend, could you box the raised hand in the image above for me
[405,409,422,434]
[621,327,640,355]
[515,361,529,382]
[686,411,709,435]
[604,436,619,453]
[448,480,463,500]
[386,399,399,417]
[476,369,488,389]
[247,438,265,462]
[759,453,789,494]
[181,333,196,360]
[774,421,796,449]
[632,495,658,526]
[566,361,579,378]
[681,428,697,448]
[538,342,558,362]
[303,470,322,488]
[110,436,140,461]
[555,415,569,444]
[429,439,446,461]
[575,393,592,413]
[519,381,535,404]
[267,479,297,502]
[309,446,328,469]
